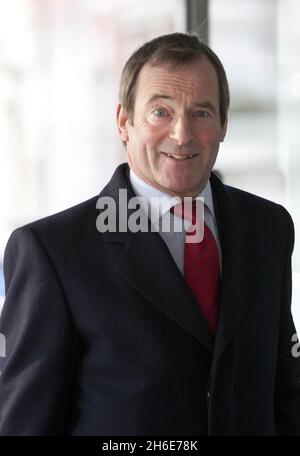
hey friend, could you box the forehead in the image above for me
[135,57,220,104]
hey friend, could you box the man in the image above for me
[0,33,299,436]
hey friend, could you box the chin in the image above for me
[159,183,198,198]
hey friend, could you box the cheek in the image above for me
[196,128,220,144]
[127,126,162,170]
[135,126,166,155]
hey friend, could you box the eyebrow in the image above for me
[146,94,218,114]
[146,94,171,105]
[192,101,217,114]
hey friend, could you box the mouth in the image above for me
[161,152,197,161]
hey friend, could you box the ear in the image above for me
[220,117,228,142]
[116,104,129,143]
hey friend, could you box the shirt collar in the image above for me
[129,169,217,224]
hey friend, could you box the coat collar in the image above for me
[97,164,261,358]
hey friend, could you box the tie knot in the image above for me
[171,199,203,225]
[171,199,204,243]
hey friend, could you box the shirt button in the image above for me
[207,391,211,400]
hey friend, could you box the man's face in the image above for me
[117,56,227,197]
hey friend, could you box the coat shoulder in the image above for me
[225,183,291,221]
[223,182,294,252]
[6,195,102,258]
[210,172,294,250]
[27,195,99,231]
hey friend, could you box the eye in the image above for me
[194,111,211,118]
[152,108,168,118]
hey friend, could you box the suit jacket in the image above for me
[0,163,299,436]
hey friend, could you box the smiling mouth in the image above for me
[161,152,197,161]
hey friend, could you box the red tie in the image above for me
[172,200,221,334]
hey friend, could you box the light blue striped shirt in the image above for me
[129,170,222,276]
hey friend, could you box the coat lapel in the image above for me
[118,229,214,351]
[210,172,262,366]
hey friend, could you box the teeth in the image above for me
[166,154,194,160]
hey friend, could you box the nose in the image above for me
[169,116,194,146]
